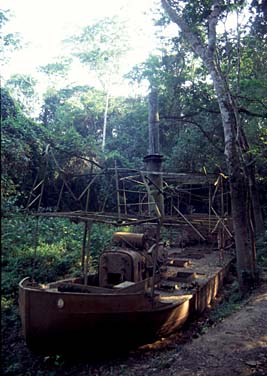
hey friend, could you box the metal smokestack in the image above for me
[148,87,160,155]
[144,88,164,216]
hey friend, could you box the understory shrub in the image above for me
[1,208,115,299]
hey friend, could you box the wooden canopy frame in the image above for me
[26,146,232,240]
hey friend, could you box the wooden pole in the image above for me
[173,205,206,241]
[32,216,40,282]
[81,222,87,270]
[115,160,121,221]
[85,164,94,211]
[143,156,164,216]
[56,181,65,211]
[84,221,92,285]
[211,207,233,238]
[151,220,162,302]
[26,173,39,209]
[123,180,127,215]
[208,184,211,233]
[141,172,162,218]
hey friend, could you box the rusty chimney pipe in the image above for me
[144,88,164,216]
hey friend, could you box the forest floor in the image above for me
[2,278,267,376]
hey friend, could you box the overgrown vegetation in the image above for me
[1,209,116,298]
[1,1,267,374]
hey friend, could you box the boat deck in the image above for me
[19,244,235,354]
[155,245,234,308]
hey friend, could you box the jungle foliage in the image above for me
[1,1,267,307]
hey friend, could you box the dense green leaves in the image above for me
[6,74,38,115]
[1,2,266,294]
[1,212,114,297]
[1,88,45,206]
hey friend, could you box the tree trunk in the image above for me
[102,90,110,152]
[247,162,265,236]
[206,66,257,291]
[161,0,257,292]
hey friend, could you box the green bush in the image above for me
[1,209,115,299]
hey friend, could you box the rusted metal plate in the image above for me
[19,250,234,355]
[113,232,146,249]
[19,277,186,355]
[168,271,196,283]
[99,249,146,287]
[182,253,204,259]
[167,258,191,267]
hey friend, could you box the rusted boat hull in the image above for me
[19,250,233,355]
[19,278,189,355]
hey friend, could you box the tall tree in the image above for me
[1,88,45,206]
[6,74,38,117]
[38,57,72,89]
[67,17,129,152]
[161,0,261,292]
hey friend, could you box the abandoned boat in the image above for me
[19,231,234,355]
[19,87,235,355]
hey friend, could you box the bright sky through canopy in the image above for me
[1,0,159,96]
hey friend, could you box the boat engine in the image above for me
[99,232,154,288]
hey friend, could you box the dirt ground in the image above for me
[148,282,267,376]
[2,281,267,376]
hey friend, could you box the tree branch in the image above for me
[238,107,267,118]
[236,95,267,110]
[161,0,206,60]
[161,115,224,153]
[207,1,222,58]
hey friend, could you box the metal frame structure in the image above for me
[25,145,234,294]
[26,146,233,240]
